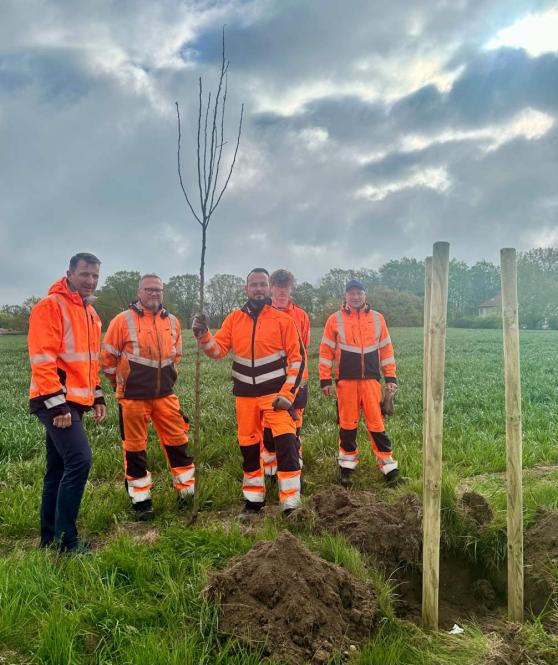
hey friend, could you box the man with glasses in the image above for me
[101,274,194,521]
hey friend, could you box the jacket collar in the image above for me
[129,301,169,318]
[47,276,87,307]
[241,298,272,319]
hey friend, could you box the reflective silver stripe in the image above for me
[372,310,381,342]
[254,351,286,367]
[52,295,75,353]
[231,369,253,384]
[379,461,398,474]
[71,387,93,397]
[289,361,301,370]
[321,335,336,349]
[95,389,104,399]
[379,336,391,349]
[102,342,121,357]
[261,449,276,463]
[202,338,216,351]
[381,356,395,367]
[254,368,286,384]
[362,343,379,354]
[284,375,296,384]
[124,311,140,355]
[173,467,195,484]
[161,358,175,368]
[338,451,357,461]
[336,311,347,344]
[128,473,152,489]
[123,352,174,369]
[319,358,333,367]
[282,493,301,510]
[30,353,56,364]
[278,475,300,492]
[169,314,177,344]
[59,351,99,362]
[130,489,151,504]
[103,367,116,374]
[44,395,66,409]
[232,353,252,367]
[243,475,265,488]
[339,343,362,353]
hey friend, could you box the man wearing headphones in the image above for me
[101,274,194,520]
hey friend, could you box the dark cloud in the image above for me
[0,0,557,303]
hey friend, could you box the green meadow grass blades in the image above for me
[2,329,558,664]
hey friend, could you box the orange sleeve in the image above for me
[28,298,65,401]
[378,315,396,382]
[279,317,304,402]
[101,315,123,388]
[318,314,337,384]
[198,311,234,359]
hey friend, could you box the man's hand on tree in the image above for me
[192,313,209,338]
[322,385,333,397]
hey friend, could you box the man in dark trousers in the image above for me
[28,252,106,553]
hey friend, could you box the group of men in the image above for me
[28,252,401,553]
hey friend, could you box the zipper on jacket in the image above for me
[154,316,162,398]
[85,302,93,398]
[250,315,257,386]
[357,309,365,378]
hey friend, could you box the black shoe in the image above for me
[237,500,264,521]
[61,539,92,555]
[133,499,155,521]
[177,494,194,510]
[339,468,354,488]
[384,468,408,487]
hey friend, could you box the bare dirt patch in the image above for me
[524,507,558,614]
[205,530,379,665]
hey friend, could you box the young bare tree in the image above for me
[176,29,243,521]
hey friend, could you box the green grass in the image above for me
[1,329,558,663]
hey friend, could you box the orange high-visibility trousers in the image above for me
[262,406,304,476]
[336,379,398,476]
[236,394,301,511]
[119,394,195,503]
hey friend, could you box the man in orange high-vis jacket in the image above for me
[319,279,403,487]
[192,268,305,518]
[28,252,107,554]
[261,269,310,477]
[101,274,194,521]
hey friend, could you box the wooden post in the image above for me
[422,242,450,630]
[500,248,524,622]
[423,257,433,485]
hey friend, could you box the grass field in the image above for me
[1,328,558,664]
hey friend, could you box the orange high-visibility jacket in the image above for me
[319,305,396,386]
[28,277,104,415]
[101,303,182,400]
[276,300,310,381]
[199,302,305,401]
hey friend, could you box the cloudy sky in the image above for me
[1,0,557,303]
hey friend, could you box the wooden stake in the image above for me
[500,248,524,622]
[422,242,450,630]
[423,256,433,488]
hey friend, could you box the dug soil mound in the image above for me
[311,485,422,566]
[205,530,379,665]
[311,485,506,629]
[524,507,558,614]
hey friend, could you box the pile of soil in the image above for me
[205,530,379,664]
[524,507,558,614]
[311,485,423,566]
[311,486,506,628]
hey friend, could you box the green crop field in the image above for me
[1,328,558,664]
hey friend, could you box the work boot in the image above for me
[61,539,92,555]
[339,467,354,488]
[237,500,264,522]
[133,499,155,522]
[384,468,408,487]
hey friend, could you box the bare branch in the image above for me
[196,78,206,218]
[209,102,243,218]
[203,91,211,192]
[175,102,202,226]
[209,69,228,213]
[204,28,228,213]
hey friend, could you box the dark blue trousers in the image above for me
[35,407,92,549]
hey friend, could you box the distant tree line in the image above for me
[3,248,558,332]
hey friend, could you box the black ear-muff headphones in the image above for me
[130,302,169,318]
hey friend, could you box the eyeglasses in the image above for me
[142,288,163,295]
